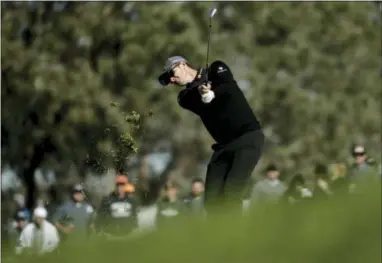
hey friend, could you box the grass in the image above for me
[3,185,381,263]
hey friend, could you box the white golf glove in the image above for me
[201,90,215,104]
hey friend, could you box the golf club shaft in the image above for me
[205,8,217,82]
[206,17,212,82]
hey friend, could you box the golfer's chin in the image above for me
[172,81,187,87]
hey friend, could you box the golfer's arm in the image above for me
[208,60,235,96]
[178,88,203,113]
[211,82,233,97]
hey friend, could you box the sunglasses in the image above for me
[353,152,365,157]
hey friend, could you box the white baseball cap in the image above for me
[33,207,48,218]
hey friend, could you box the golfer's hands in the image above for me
[198,82,212,95]
[199,82,215,104]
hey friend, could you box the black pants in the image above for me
[204,129,264,210]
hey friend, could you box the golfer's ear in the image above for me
[170,77,176,83]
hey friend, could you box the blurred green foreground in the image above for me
[4,185,381,263]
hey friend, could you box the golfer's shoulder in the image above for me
[209,60,231,72]
[209,60,234,83]
[210,60,229,67]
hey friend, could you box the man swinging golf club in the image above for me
[158,9,264,212]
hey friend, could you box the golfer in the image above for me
[158,56,264,210]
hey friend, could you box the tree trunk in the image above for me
[21,136,55,211]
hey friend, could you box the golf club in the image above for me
[205,8,217,82]
[200,7,218,104]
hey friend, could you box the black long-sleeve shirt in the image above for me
[94,192,138,236]
[177,60,261,145]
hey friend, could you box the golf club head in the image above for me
[209,8,217,18]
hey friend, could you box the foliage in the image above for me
[1,2,380,206]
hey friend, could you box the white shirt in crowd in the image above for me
[16,207,60,255]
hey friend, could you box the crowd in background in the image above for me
[1,3,380,262]
[3,143,380,257]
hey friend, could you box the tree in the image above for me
[1,2,139,209]
[2,2,380,209]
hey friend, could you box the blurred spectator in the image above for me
[52,184,94,242]
[5,194,31,240]
[157,183,184,226]
[13,193,31,219]
[313,164,333,199]
[16,207,59,256]
[8,209,30,243]
[330,163,347,181]
[250,164,287,206]
[93,174,138,239]
[183,178,205,215]
[242,176,257,211]
[45,186,61,222]
[283,174,312,205]
[124,181,136,198]
[1,165,22,192]
[347,145,380,193]
[330,163,348,194]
